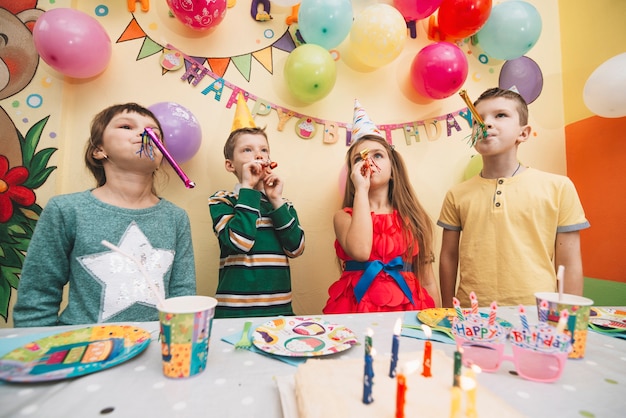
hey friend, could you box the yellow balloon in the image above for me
[463,155,483,180]
[349,4,407,68]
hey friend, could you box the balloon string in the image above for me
[143,128,196,189]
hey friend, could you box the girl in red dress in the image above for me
[323,100,441,313]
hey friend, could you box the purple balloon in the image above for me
[499,56,543,104]
[148,102,202,164]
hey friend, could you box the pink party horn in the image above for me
[144,127,195,189]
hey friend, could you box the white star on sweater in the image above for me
[79,222,173,321]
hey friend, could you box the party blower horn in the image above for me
[459,90,487,146]
[143,127,195,189]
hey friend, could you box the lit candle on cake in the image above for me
[462,364,480,418]
[453,344,462,387]
[396,361,419,418]
[450,386,462,418]
[395,372,406,418]
[363,328,374,404]
[389,318,401,378]
[421,324,432,378]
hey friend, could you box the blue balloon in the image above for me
[298,0,353,50]
[476,1,542,60]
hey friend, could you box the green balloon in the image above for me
[284,44,337,103]
[463,155,483,180]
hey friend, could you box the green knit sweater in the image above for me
[13,191,196,327]
[208,187,305,318]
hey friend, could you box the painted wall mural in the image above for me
[0,1,57,321]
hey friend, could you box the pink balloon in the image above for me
[338,164,348,195]
[148,102,202,164]
[33,8,111,79]
[410,42,468,99]
[167,0,227,31]
[393,0,443,21]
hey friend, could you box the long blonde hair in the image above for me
[342,135,435,274]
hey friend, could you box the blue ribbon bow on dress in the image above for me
[345,256,414,305]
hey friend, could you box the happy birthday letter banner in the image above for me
[117,18,473,146]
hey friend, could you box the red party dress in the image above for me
[323,208,435,314]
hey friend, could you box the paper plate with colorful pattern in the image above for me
[252,317,358,357]
[0,325,151,382]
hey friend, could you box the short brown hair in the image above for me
[84,103,163,187]
[474,87,529,125]
[223,127,268,160]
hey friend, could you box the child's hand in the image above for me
[351,160,370,191]
[263,172,284,208]
[240,160,267,189]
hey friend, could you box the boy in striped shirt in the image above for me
[208,96,305,318]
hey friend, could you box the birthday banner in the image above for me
[117,18,473,146]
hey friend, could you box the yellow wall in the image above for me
[559,0,626,124]
[5,0,620,326]
[559,0,626,283]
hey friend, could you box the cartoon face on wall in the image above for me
[0,1,43,168]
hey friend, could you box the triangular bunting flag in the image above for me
[189,56,207,66]
[116,18,146,43]
[231,54,252,82]
[138,37,163,59]
[252,47,273,74]
[207,58,231,78]
[273,30,297,53]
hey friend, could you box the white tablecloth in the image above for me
[0,306,624,418]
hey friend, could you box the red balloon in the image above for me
[438,0,492,40]
[410,42,468,99]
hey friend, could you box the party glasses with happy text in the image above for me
[453,320,571,383]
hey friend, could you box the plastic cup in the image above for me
[158,295,218,378]
[534,292,594,359]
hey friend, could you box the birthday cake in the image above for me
[293,350,523,418]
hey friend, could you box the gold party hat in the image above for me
[231,92,256,131]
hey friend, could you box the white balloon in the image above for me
[583,52,626,118]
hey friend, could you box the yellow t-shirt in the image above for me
[437,168,589,306]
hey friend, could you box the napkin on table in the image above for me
[221,325,306,367]
[401,311,455,344]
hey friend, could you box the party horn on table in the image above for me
[144,127,195,189]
